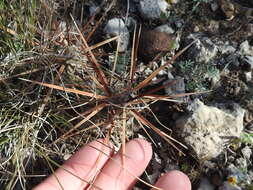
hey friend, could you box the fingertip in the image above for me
[153,170,191,190]
[126,138,153,164]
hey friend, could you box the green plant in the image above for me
[176,60,219,91]
[240,132,253,146]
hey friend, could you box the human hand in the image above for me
[34,138,191,190]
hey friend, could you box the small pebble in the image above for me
[155,24,175,34]
[211,2,219,12]
[241,146,252,160]
[244,71,252,82]
[104,18,129,52]
[193,25,200,32]
[239,41,253,55]
[138,0,170,20]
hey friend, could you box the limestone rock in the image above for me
[104,18,129,52]
[241,146,252,160]
[138,0,170,20]
[176,99,245,160]
[239,41,253,56]
[155,24,175,34]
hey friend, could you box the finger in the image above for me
[152,170,191,190]
[33,139,112,190]
[90,138,152,190]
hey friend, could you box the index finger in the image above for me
[33,139,112,190]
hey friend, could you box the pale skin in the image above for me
[34,138,191,190]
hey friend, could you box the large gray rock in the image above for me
[104,18,129,52]
[138,0,170,20]
[176,99,245,160]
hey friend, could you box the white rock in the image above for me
[187,34,218,63]
[138,0,170,20]
[241,146,252,160]
[176,99,245,160]
[155,24,175,34]
[194,25,200,32]
[104,18,129,52]
[244,71,252,82]
[239,41,253,55]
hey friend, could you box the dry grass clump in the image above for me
[0,0,196,189]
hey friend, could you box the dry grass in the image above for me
[0,0,198,189]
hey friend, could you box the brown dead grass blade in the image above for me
[38,64,66,116]
[131,110,187,155]
[55,103,107,143]
[110,35,120,85]
[121,107,126,167]
[64,121,110,140]
[143,90,211,100]
[71,14,111,96]
[133,40,196,92]
[0,67,48,83]
[136,80,178,99]
[136,117,157,146]
[130,25,142,83]
[19,78,106,99]
[83,36,119,53]
[130,25,137,82]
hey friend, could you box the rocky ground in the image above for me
[0,0,253,189]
